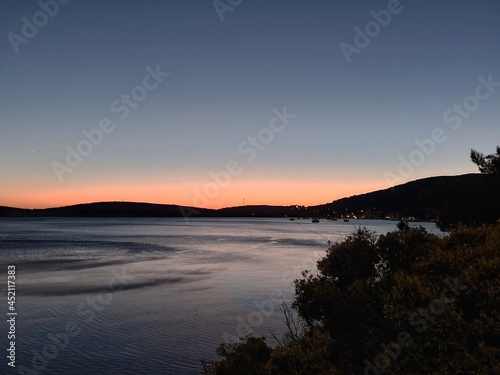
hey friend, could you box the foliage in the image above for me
[470,146,500,174]
[200,336,272,375]
[200,223,500,374]
[431,146,500,230]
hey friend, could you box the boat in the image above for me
[343,219,349,222]
[312,218,320,223]
[289,218,295,221]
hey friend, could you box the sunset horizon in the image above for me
[1,1,499,374]
[1,179,386,210]
[2,1,496,213]
[1,170,479,210]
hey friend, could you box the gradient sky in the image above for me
[1,0,499,209]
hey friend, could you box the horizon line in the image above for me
[0,172,480,211]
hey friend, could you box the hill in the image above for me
[0,173,490,220]
[0,202,214,218]
[0,206,32,217]
[313,173,488,220]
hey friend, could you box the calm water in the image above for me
[0,218,438,374]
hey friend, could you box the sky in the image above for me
[1,0,499,209]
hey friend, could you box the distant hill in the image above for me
[39,202,215,217]
[313,173,489,220]
[0,206,32,217]
[0,174,490,220]
[214,174,488,220]
[0,202,214,218]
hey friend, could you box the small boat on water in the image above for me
[289,218,295,221]
[343,219,349,222]
[312,218,320,223]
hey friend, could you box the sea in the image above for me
[0,217,439,375]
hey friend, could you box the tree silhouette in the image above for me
[429,145,500,230]
[200,225,500,374]
[470,146,500,174]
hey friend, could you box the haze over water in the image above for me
[0,218,438,374]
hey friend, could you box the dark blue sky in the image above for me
[1,0,499,208]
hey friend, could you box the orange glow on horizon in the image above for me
[0,179,388,210]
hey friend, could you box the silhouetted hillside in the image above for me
[0,174,493,221]
[314,173,487,220]
[38,202,209,217]
[0,202,214,218]
[0,206,32,217]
